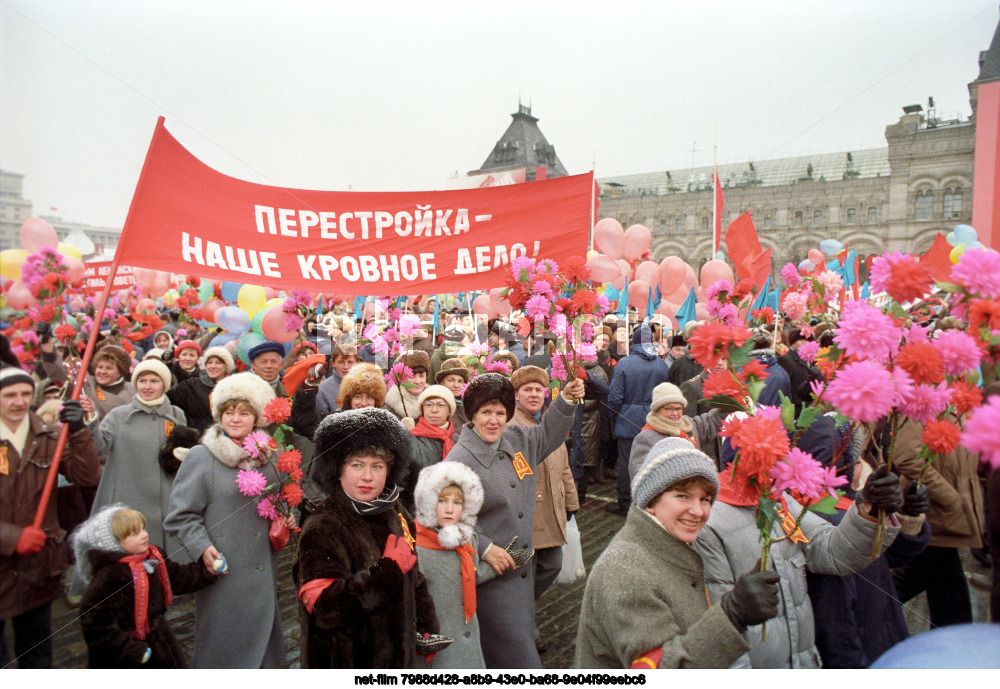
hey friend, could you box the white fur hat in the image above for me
[416,384,457,417]
[414,461,484,548]
[131,358,172,390]
[203,346,236,374]
[210,371,275,427]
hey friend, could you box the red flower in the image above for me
[730,281,755,301]
[703,369,746,400]
[54,324,76,342]
[751,307,775,324]
[263,397,292,425]
[175,297,190,310]
[922,419,961,455]
[188,277,201,287]
[281,483,304,507]
[719,414,747,439]
[188,308,205,322]
[276,449,302,473]
[886,259,934,304]
[737,358,770,383]
[968,299,1000,338]
[554,297,573,313]
[116,316,130,329]
[687,322,752,369]
[895,342,945,385]
[570,289,597,314]
[949,379,983,416]
[563,256,590,284]
[183,288,199,303]
[730,416,790,478]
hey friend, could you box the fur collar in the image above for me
[201,424,269,470]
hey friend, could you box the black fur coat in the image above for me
[80,548,216,668]
[293,487,439,669]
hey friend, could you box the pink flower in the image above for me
[256,497,280,520]
[755,405,782,423]
[833,301,900,363]
[889,366,915,407]
[797,341,820,363]
[397,314,422,338]
[511,257,536,277]
[780,263,801,288]
[576,342,597,361]
[898,383,952,424]
[706,299,724,317]
[905,324,929,345]
[537,259,559,275]
[782,292,808,321]
[284,312,303,332]
[718,304,741,326]
[825,360,895,422]
[370,335,390,357]
[525,294,551,321]
[869,251,908,294]
[933,329,983,377]
[819,465,849,498]
[770,448,827,499]
[531,279,555,299]
[386,362,413,389]
[817,270,844,297]
[951,248,1000,298]
[465,341,490,356]
[236,469,267,497]
[484,359,511,374]
[595,295,610,311]
[705,280,733,301]
[962,396,1000,468]
[809,379,825,400]
[549,355,567,382]
[241,431,273,458]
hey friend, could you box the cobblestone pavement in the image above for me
[8,479,993,669]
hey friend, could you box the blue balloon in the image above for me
[819,238,844,256]
[209,332,239,348]
[221,281,242,304]
[871,623,1000,668]
[216,306,250,334]
[952,224,978,244]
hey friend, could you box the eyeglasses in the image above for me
[423,401,449,410]
[662,405,685,414]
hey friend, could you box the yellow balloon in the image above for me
[0,249,28,280]
[264,297,285,309]
[57,243,82,259]
[949,243,966,265]
[162,291,177,306]
[237,284,267,316]
[587,249,600,259]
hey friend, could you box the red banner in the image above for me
[114,118,593,294]
[82,261,135,294]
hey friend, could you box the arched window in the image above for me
[943,187,963,219]
[914,190,933,221]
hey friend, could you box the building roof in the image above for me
[597,148,890,196]
[471,104,568,177]
[975,8,1000,83]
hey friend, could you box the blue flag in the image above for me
[675,287,698,328]
[617,276,629,319]
[750,275,772,313]
[646,286,655,321]
[843,250,857,287]
[861,281,870,300]
[353,295,365,321]
[433,296,441,340]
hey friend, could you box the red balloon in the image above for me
[593,218,625,260]
[19,219,58,253]
[611,275,626,291]
[628,279,650,313]
[615,259,632,282]
[201,298,225,319]
[64,256,86,283]
[694,303,710,321]
[587,254,620,283]
[472,294,492,316]
[808,249,825,267]
[659,256,687,295]
[666,283,690,304]
[700,259,734,289]
[488,288,511,316]
[622,225,652,261]
[264,287,278,300]
[634,260,659,285]
[261,306,297,343]
[682,262,697,289]
[6,280,36,309]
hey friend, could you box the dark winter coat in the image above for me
[776,348,822,408]
[607,328,671,440]
[80,548,216,668]
[666,352,702,386]
[166,370,217,434]
[293,487,439,669]
[747,349,791,408]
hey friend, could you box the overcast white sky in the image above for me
[2,0,998,230]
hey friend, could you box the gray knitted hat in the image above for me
[631,436,719,508]
[71,503,128,588]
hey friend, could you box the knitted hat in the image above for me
[510,364,549,391]
[435,358,470,384]
[417,384,457,417]
[650,382,687,414]
[490,350,520,375]
[71,503,128,589]
[203,346,236,374]
[131,358,172,390]
[174,340,202,356]
[338,362,387,409]
[142,348,165,361]
[462,372,515,420]
[413,461,484,548]
[210,371,275,427]
[443,325,465,344]
[0,365,34,390]
[93,344,131,378]
[631,437,720,509]
[398,350,431,374]
[152,329,174,350]
[312,407,412,497]
[247,340,285,362]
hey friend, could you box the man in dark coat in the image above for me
[666,323,704,386]
[606,325,670,514]
[776,329,822,408]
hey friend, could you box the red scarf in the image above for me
[415,522,476,622]
[639,423,698,448]
[410,418,455,459]
[118,545,172,641]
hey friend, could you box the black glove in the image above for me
[856,465,904,514]
[35,322,52,344]
[899,482,930,517]
[59,400,86,433]
[719,559,780,632]
[566,510,577,522]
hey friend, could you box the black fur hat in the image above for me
[462,372,515,420]
[311,407,412,496]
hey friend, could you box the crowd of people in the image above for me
[1,291,997,670]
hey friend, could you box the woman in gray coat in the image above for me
[445,373,584,669]
[164,372,292,669]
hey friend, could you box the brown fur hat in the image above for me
[397,350,431,375]
[435,357,470,384]
[93,343,132,379]
[509,364,549,391]
[338,362,387,410]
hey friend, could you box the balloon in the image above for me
[263,297,285,310]
[264,287,278,301]
[593,218,625,259]
[135,298,156,315]
[5,280,36,310]
[488,288,511,316]
[64,256,85,283]
[250,307,268,334]
[659,256,687,295]
[148,277,169,299]
[0,249,28,280]
[695,304,710,321]
[949,243,966,264]
[209,332,239,349]
[472,294,491,316]
[132,267,156,290]
[798,259,815,273]
[682,262,697,289]
[700,259,734,288]
[216,305,251,334]
[197,280,215,302]
[808,249,824,267]
[586,254,620,283]
[628,279,650,313]
[819,239,844,256]
[666,283,690,304]
[221,281,242,304]
[237,284,266,316]
[201,298,225,319]
[611,274,626,291]
[634,260,659,286]
[952,224,978,244]
[236,332,266,366]
[261,306,297,342]
[57,243,82,260]
[622,225,652,261]
[19,219,58,253]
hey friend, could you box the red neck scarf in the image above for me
[118,545,172,640]
[639,423,698,448]
[415,522,476,622]
[410,418,456,459]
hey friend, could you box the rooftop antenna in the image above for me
[690,141,701,170]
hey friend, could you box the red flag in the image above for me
[724,212,763,282]
[747,248,773,289]
[919,233,954,283]
[713,168,724,255]
[535,166,547,181]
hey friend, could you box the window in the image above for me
[702,217,710,231]
[868,206,879,224]
[915,190,933,220]
[813,209,823,227]
[846,207,857,224]
[675,216,685,232]
[763,214,774,229]
[794,211,803,227]
[943,188,963,219]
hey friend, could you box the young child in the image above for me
[413,461,529,669]
[75,504,221,668]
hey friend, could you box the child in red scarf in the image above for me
[76,505,219,668]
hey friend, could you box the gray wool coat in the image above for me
[443,394,575,669]
[163,426,284,669]
[416,533,496,669]
[627,409,723,483]
[575,506,749,668]
[694,495,899,668]
[87,398,188,559]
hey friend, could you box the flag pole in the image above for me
[712,142,718,259]
[589,168,596,252]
